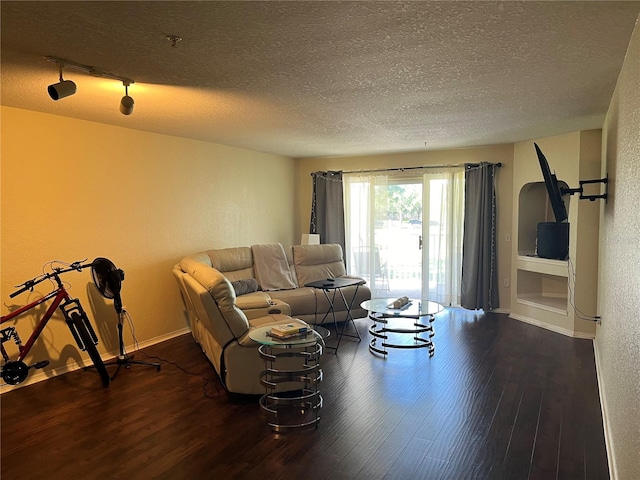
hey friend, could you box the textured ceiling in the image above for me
[2,1,639,158]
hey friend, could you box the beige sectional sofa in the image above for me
[173,243,371,394]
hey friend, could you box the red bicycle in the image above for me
[1,260,111,387]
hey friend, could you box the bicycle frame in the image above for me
[0,287,69,363]
[1,261,109,387]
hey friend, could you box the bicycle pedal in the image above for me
[32,360,50,369]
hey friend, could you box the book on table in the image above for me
[270,323,308,338]
[268,330,311,340]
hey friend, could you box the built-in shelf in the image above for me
[515,182,570,313]
[516,255,568,277]
[516,268,568,313]
[516,293,568,315]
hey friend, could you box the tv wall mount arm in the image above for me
[561,175,608,202]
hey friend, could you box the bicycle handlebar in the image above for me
[9,260,94,298]
[9,281,37,298]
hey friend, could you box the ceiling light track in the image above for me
[46,56,133,85]
[45,56,135,115]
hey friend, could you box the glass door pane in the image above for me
[345,169,463,305]
[380,181,423,299]
[346,177,423,298]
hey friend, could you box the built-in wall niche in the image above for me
[516,269,568,314]
[517,181,569,256]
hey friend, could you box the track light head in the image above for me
[120,82,134,115]
[48,80,77,100]
[120,95,134,115]
[48,64,76,100]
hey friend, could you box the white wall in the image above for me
[1,107,296,389]
[597,14,640,480]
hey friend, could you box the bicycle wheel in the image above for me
[69,312,110,387]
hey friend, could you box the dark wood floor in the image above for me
[1,310,608,480]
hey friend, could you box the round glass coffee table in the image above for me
[360,299,444,357]
[249,324,330,432]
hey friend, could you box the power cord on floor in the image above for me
[121,309,223,398]
[567,256,601,323]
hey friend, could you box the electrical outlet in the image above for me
[503,278,510,288]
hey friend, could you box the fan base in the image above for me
[103,354,160,380]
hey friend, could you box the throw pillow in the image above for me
[230,278,260,296]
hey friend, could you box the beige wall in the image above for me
[597,15,640,480]
[295,145,514,311]
[1,106,295,389]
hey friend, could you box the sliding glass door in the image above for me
[421,171,465,306]
[344,168,464,305]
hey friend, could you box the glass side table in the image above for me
[249,325,330,432]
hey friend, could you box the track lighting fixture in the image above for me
[48,64,77,100]
[45,56,135,114]
[120,82,134,115]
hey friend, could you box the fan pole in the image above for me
[102,310,161,380]
[117,312,126,360]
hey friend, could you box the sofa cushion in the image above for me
[269,287,318,317]
[293,244,347,286]
[207,247,254,281]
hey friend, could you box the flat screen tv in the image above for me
[534,143,568,223]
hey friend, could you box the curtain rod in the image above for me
[339,162,502,175]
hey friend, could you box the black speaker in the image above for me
[536,222,569,260]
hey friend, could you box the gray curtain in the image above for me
[310,171,345,251]
[461,162,499,310]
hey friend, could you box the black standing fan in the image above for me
[92,258,124,313]
[91,258,160,380]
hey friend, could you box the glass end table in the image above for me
[249,324,330,432]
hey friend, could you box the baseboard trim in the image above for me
[0,327,191,394]
[490,308,510,315]
[593,338,617,480]
[508,313,595,339]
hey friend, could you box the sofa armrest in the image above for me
[339,274,367,283]
[241,298,291,319]
[235,291,272,310]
